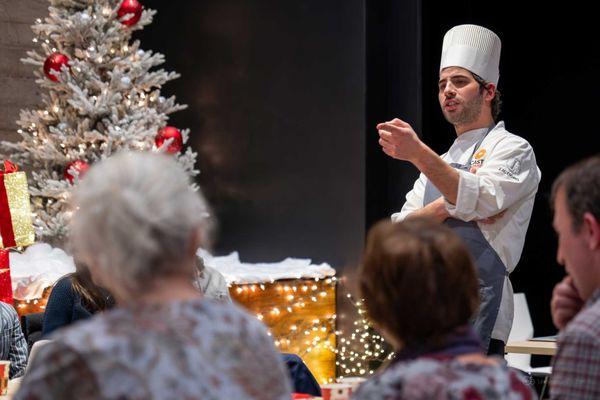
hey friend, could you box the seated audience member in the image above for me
[42,265,115,336]
[352,219,535,400]
[549,155,600,399]
[42,259,225,336]
[15,152,291,400]
[0,302,28,378]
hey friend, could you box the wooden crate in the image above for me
[231,277,337,384]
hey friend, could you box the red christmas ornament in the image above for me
[43,53,70,82]
[64,160,90,184]
[117,0,143,26]
[155,126,183,154]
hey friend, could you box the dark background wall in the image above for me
[138,1,366,269]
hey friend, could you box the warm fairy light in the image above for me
[227,276,344,382]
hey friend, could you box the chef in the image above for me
[378,24,541,355]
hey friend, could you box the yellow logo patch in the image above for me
[474,149,487,160]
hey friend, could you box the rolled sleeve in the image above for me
[444,136,540,221]
[445,169,480,218]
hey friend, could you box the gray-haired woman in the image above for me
[15,152,292,400]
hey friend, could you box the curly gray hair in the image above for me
[69,152,210,301]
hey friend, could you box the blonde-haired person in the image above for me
[352,219,535,400]
[15,152,291,400]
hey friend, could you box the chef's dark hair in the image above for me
[551,155,600,232]
[473,73,502,121]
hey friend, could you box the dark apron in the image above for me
[422,129,507,353]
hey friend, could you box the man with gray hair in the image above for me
[377,25,541,355]
[549,155,600,399]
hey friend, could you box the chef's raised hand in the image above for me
[377,118,424,162]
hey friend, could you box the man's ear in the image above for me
[582,212,600,250]
[484,83,497,103]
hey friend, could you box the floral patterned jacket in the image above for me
[352,356,535,400]
[15,298,292,400]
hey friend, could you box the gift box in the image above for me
[0,249,12,304]
[0,161,35,249]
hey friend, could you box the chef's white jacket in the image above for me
[391,121,541,342]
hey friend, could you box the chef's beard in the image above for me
[442,91,484,126]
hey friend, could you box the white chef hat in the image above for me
[440,24,502,86]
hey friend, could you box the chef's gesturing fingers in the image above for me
[376,120,422,161]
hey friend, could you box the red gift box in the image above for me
[0,249,12,304]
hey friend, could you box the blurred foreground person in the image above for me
[16,152,291,400]
[549,155,600,399]
[353,219,534,400]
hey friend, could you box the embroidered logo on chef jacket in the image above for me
[474,149,487,160]
[470,148,487,173]
[506,158,521,174]
[498,158,521,181]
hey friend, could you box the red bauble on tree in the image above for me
[155,126,183,154]
[43,52,70,82]
[64,160,90,184]
[117,0,143,26]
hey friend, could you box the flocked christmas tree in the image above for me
[0,0,198,242]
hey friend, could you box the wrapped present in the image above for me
[0,249,12,304]
[0,161,35,249]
